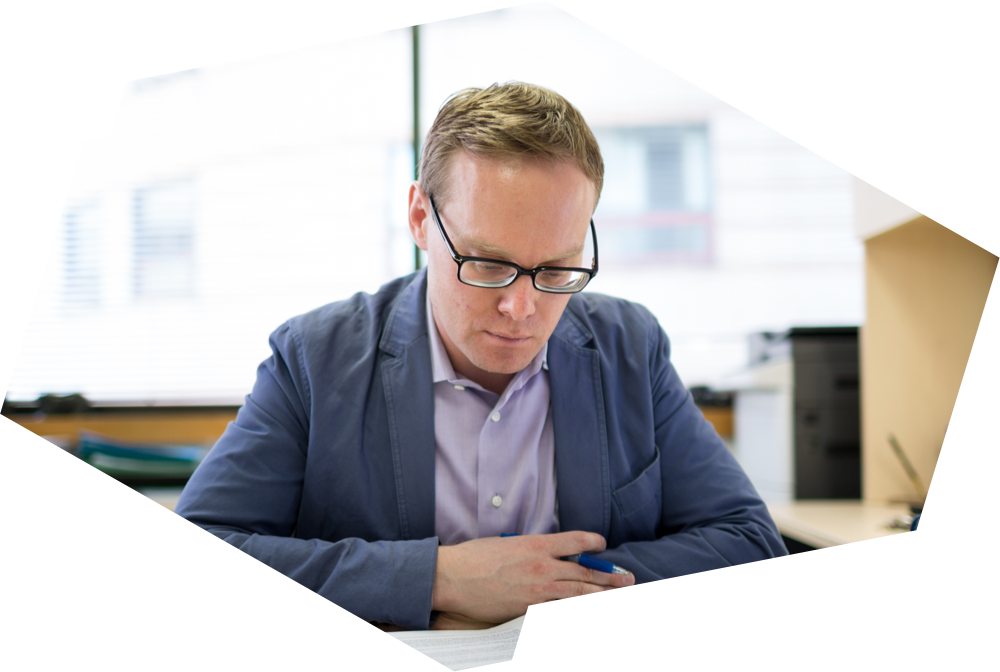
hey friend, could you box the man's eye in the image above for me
[476,263,509,274]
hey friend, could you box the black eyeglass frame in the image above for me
[427,195,599,294]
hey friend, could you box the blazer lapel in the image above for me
[379,272,437,541]
[548,304,611,539]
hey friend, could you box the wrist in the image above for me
[431,544,459,613]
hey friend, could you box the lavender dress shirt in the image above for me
[427,293,558,545]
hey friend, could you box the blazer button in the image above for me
[491,494,502,508]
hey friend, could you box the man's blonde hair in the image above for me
[418,82,604,207]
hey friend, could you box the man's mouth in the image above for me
[485,331,531,343]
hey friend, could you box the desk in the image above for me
[766,500,911,549]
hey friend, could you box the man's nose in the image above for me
[497,275,537,321]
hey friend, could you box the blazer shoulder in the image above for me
[564,291,662,347]
[275,272,424,363]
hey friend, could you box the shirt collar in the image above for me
[426,290,548,390]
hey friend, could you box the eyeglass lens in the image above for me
[459,261,590,293]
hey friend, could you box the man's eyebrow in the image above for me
[464,237,585,264]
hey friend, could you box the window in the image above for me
[63,202,102,309]
[133,180,196,299]
[593,126,712,263]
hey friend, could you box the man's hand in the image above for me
[431,531,634,625]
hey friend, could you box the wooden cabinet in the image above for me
[9,409,237,448]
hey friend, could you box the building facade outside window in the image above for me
[594,125,712,264]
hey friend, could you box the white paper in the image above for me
[389,616,524,670]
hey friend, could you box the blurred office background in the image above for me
[6,4,862,404]
[7,3,995,549]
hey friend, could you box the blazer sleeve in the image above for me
[174,321,439,630]
[592,319,788,582]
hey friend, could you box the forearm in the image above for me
[591,520,787,584]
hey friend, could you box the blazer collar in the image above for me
[551,296,595,349]
[379,270,430,358]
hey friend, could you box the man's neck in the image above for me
[453,363,514,397]
[433,317,515,396]
[424,296,516,396]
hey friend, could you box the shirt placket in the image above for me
[477,367,541,539]
[477,391,510,538]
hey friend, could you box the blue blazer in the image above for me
[176,270,786,629]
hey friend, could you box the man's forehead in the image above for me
[437,150,595,259]
[445,207,589,263]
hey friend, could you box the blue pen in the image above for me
[562,553,631,575]
[500,533,631,575]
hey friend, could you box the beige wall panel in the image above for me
[862,216,997,501]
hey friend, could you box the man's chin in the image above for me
[468,350,538,377]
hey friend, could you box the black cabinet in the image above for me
[788,329,861,499]
[747,327,861,499]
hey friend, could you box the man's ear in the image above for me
[407,182,430,251]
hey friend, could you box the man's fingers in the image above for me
[558,561,634,587]
[546,581,614,601]
[546,530,607,557]
[540,574,633,605]
[527,566,613,602]
[572,573,634,592]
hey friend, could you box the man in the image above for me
[176,82,787,631]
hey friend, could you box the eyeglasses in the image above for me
[428,195,599,294]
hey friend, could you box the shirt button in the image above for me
[491,411,501,422]
[454,384,465,391]
[491,494,502,508]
